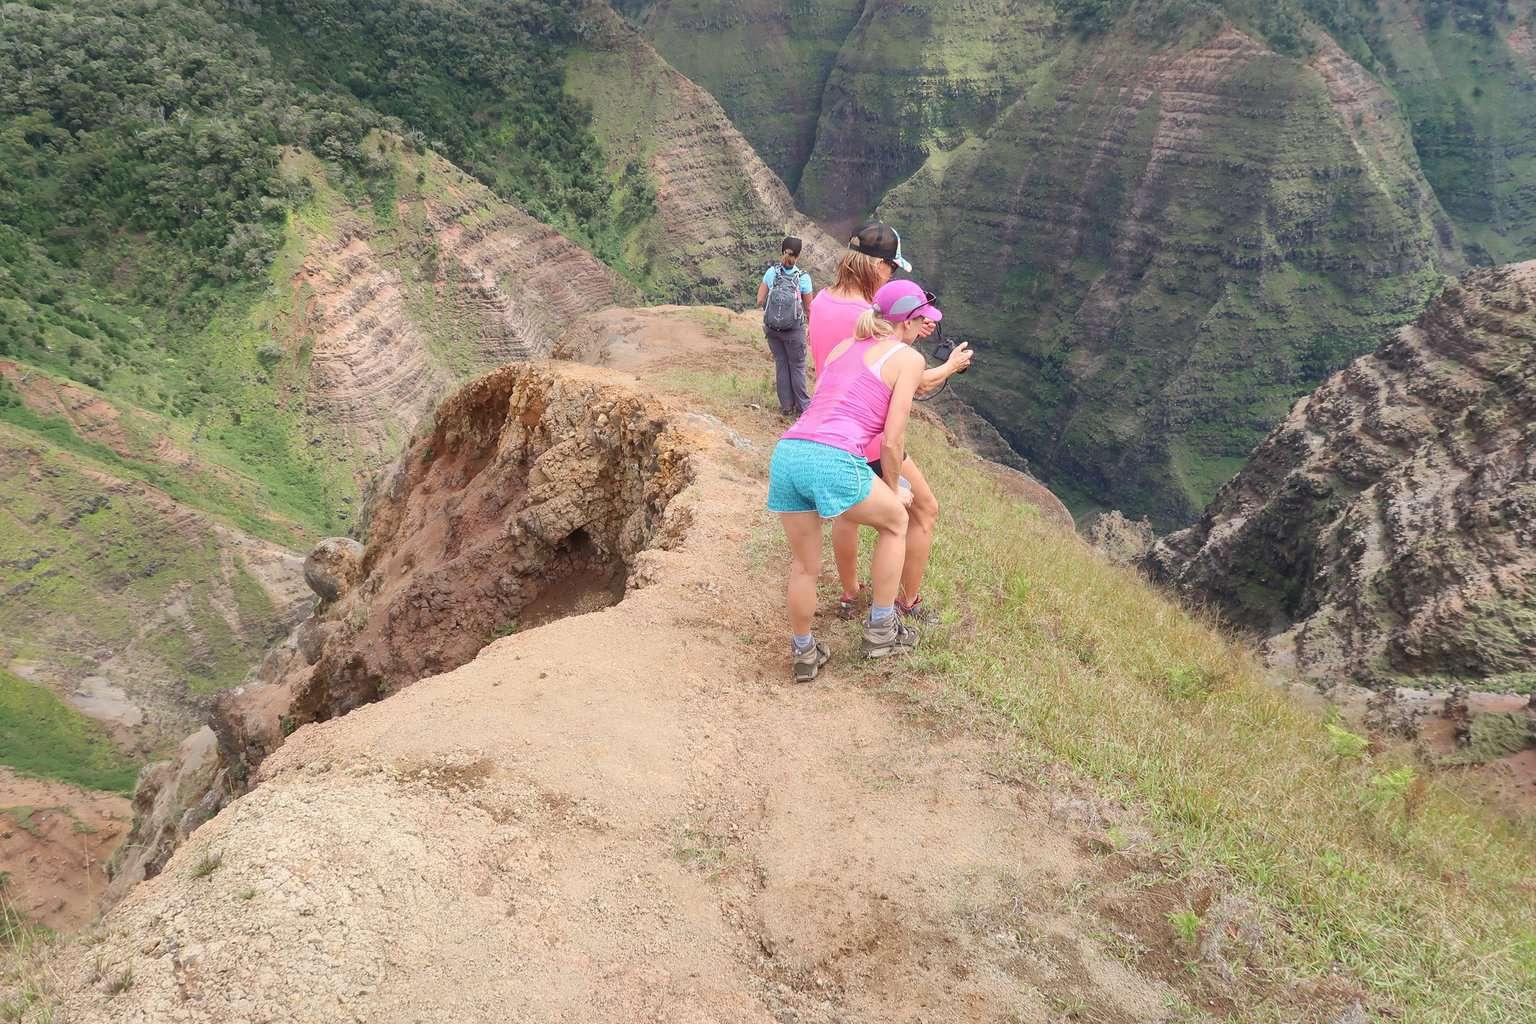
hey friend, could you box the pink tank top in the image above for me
[782,340,904,458]
[808,291,893,462]
[808,291,871,377]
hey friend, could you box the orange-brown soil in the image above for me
[0,768,129,934]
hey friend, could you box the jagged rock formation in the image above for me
[108,363,693,891]
[622,0,1536,523]
[1148,261,1536,693]
[568,3,841,301]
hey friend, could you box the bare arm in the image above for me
[915,342,973,396]
[756,283,769,308]
[880,348,926,494]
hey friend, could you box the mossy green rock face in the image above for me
[610,0,866,194]
[888,25,1457,526]
[1148,261,1536,693]
[620,1,1536,524]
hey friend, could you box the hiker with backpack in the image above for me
[757,236,814,416]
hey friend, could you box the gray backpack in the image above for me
[763,266,803,330]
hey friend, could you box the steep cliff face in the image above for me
[610,0,866,192]
[622,0,1536,524]
[1147,261,1536,693]
[566,3,841,301]
[892,22,1458,525]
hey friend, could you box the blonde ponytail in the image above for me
[853,308,894,341]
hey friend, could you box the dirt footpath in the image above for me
[56,312,1198,1022]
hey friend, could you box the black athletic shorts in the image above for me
[867,453,907,478]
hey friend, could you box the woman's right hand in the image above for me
[945,342,974,373]
[897,485,914,508]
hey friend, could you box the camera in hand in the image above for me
[930,324,970,374]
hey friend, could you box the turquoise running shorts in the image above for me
[767,438,874,518]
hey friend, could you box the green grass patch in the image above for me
[0,669,138,795]
[881,424,1536,1019]
[696,351,1536,1013]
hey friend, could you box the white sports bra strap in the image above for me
[868,343,905,376]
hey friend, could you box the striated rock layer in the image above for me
[1148,261,1536,693]
[568,3,841,301]
[288,142,636,476]
[888,21,1459,526]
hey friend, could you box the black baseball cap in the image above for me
[781,235,803,255]
[849,222,912,272]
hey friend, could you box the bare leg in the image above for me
[830,515,861,597]
[779,512,823,637]
[898,457,939,604]
[840,479,908,610]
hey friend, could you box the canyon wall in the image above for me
[568,3,842,302]
[1147,260,1536,693]
[622,1,1536,524]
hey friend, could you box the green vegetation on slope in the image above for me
[0,0,382,301]
[893,423,1535,1017]
[0,423,292,701]
[611,0,866,191]
[882,14,1450,525]
[0,669,139,795]
[238,0,636,258]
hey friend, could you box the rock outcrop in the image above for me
[1147,261,1536,694]
[302,538,364,604]
[108,362,693,890]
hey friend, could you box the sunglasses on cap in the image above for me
[885,290,939,321]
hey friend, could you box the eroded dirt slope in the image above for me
[56,351,1215,1023]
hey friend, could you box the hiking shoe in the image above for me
[862,616,919,659]
[897,596,941,626]
[793,640,832,683]
[836,584,868,620]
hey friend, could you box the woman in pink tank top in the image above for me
[810,232,973,627]
[767,301,928,682]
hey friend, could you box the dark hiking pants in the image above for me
[764,323,810,415]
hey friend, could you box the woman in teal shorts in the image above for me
[767,296,934,682]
